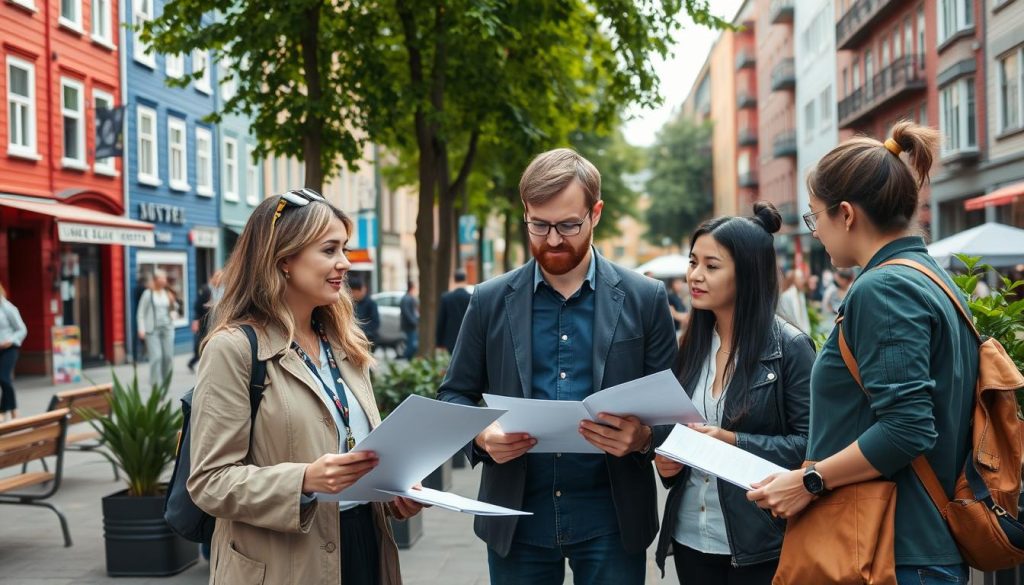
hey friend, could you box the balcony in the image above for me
[770,58,795,92]
[837,0,900,51]
[770,0,794,24]
[737,91,757,109]
[838,55,927,129]
[739,171,759,188]
[739,127,758,147]
[735,50,756,70]
[773,130,797,158]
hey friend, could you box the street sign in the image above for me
[459,214,478,245]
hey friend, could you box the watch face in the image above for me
[803,471,824,494]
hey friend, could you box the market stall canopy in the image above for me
[964,181,1024,211]
[927,222,1024,269]
[0,195,154,247]
[634,254,688,278]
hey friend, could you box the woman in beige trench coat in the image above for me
[188,189,424,585]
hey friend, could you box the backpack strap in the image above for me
[239,324,267,421]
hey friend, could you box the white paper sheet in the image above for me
[482,369,704,454]
[378,487,532,517]
[654,424,788,490]
[318,395,505,502]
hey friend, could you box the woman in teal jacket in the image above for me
[747,121,978,585]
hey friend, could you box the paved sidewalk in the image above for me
[0,354,677,584]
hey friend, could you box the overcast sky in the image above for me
[621,0,743,147]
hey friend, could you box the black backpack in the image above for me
[164,325,267,544]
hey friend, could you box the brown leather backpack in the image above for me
[839,258,1024,571]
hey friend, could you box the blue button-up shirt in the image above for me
[513,254,618,547]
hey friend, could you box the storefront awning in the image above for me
[964,181,1024,211]
[0,196,154,247]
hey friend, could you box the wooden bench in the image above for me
[46,384,118,480]
[0,409,72,547]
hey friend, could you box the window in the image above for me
[195,127,214,196]
[865,50,874,97]
[137,105,159,184]
[917,6,925,62]
[904,17,913,60]
[820,85,833,129]
[246,144,260,204]
[136,251,189,329]
[165,53,185,79]
[919,102,928,125]
[6,56,36,158]
[881,40,890,68]
[853,58,861,90]
[93,90,116,174]
[938,0,973,44]
[999,48,1023,133]
[940,77,977,155]
[61,78,85,168]
[223,137,238,201]
[133,0,155,67]
[60,0,82,30]
[892,28,901,60]
[804,100,816,140]
[193,50,211,94]
[91,0,112,45]
[167,118,188,190]
[737,151,750,176]
[219,57,236,102]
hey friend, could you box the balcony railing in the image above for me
[837,0,899,50]
[739,127,758,147]
[739,171,759,188]
[838,55,926,128]
[771,58,796,92]
[737,91,757,109]
[770,0,794,24]
[773,130,797,158]
[735,50,756,70]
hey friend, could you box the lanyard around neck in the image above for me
[292,322,355,450]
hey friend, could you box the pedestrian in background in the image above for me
[189,189,422,585]
[435,270,472,353]
[189,270,222,374]
[399,281,419,359]
[0,282,27,421]
[667,277,690,333]
[821,267,854,321]
[136,269,179,387]
[654,203,814,584]
[777,268,811,335]
[350,276,381,347]
[749,122,976,585]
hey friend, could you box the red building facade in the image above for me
[1,0,152,374]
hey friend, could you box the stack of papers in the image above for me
[655,424,787,490]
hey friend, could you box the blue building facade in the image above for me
[123,1,220,354]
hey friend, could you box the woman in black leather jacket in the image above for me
[654,202,815,584]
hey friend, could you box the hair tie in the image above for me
[883,138,902,156]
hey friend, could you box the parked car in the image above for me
[372,292,405,356]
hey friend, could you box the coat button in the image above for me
[767,373,776,381]
[323,542,336,553]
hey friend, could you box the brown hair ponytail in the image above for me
[889,120,939,190]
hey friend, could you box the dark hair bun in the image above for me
[751,201,782,234]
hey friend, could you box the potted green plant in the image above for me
[81,371,198,576]
[374,352,450,549]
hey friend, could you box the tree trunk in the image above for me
[299,5,324,192]
[503,205,515,273]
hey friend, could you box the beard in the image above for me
[531,238,590,276]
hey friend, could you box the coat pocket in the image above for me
[220,541,266,585]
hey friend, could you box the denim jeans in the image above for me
[0,346,19,413]
[895,564,969,585]
[403,329,418,360]
[487,533,645,585]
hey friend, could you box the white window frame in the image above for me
[165,53,185,79]
[804,99,816,142]
[940,76,978,156]
[246,144,260,205]
[136,105,160,185]
[92,89,116,175]
[60,77,86,169]
[90,0,113,47]
[193,49,211,94]
[219,56,236,102]
[998,47,1024,134]
[167,117,189,191]
[59,0,83,32]
[135,250,189,329]
[916,7,925,61]
[938,0,974,45]
[8,0,37,11]
[195,127,214,197]
[133,0,155,67]
[223,137,239,201]
[820,85,833,131]
[6,56,38,159]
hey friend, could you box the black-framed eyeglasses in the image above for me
[802,203,841,232]
[271,188,326,232]
[524,207,594,237]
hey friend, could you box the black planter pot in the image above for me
[423,458,453,492]
[101,490,198,576]
[389,512,423,550]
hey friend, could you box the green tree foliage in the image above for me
[644,115,714,247]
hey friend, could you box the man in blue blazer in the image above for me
[437,148,677,584]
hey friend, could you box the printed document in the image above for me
[655,423,788,490]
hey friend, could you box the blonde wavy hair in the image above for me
[206,193,374,368]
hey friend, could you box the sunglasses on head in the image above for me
[271,188,326,232]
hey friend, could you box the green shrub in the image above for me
[375,351,451,419]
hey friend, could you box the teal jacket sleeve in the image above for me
[845,268,939,477]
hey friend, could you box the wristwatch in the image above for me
[802,464,828,496]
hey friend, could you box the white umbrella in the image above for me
[927,222,1024,269]
[634,254,689,278]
